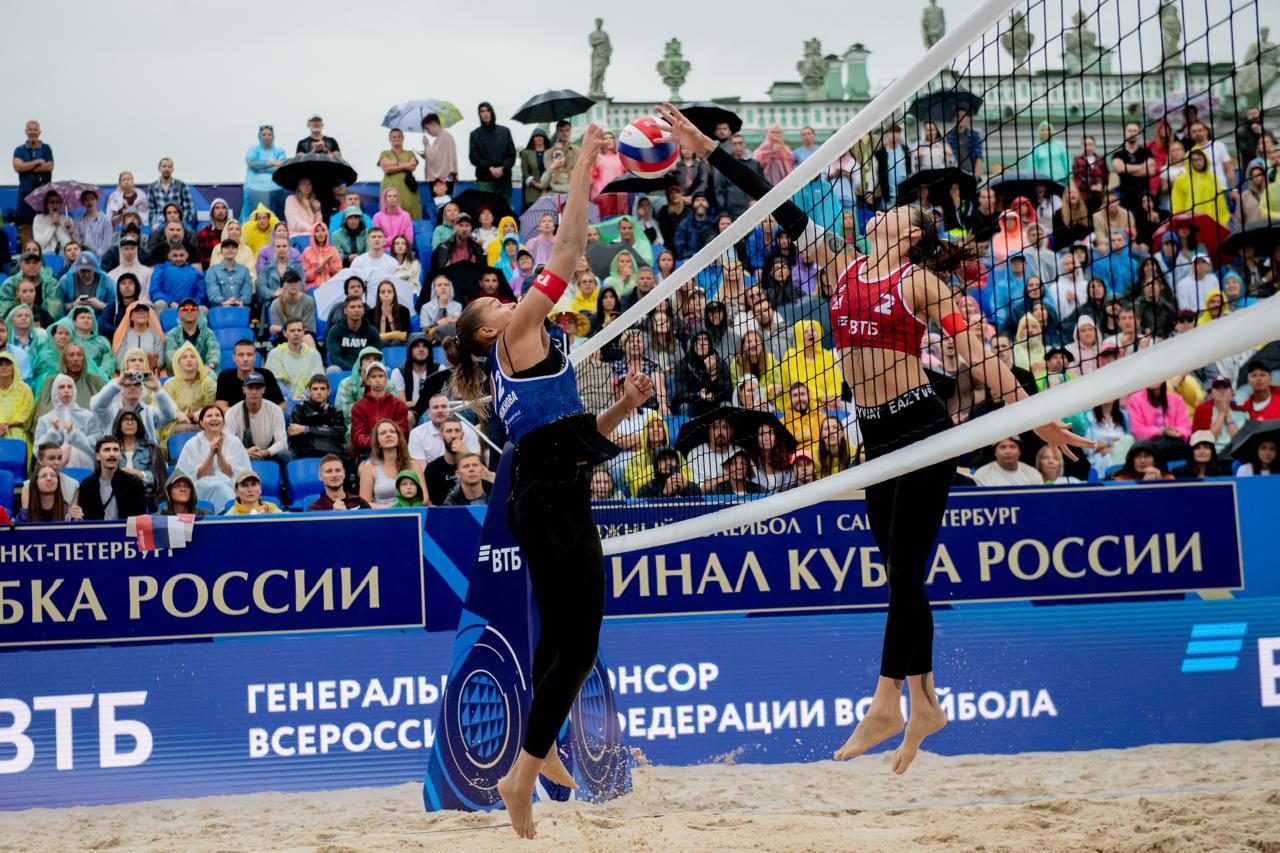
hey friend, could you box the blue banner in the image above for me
[595,482,1242,618]
[0,513,426,647]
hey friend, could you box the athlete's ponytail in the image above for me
[907,208,976,278]
[442,301,489,415]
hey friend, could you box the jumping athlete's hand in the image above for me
[622,371,654,408]
[1033,421,1094,462]
[655,102,714,157]
[579,123,605,163]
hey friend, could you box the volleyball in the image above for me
[617,116,679,177]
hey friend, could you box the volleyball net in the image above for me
[553,0,1277,553]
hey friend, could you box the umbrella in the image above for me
[272,153,357,192]
[676,102,742,136]
[512,89,596,124]
[1152,212,1231,264]
[312,269,367,319]
[439,260,516,307]
[908,89,983,123]
[24,180,102,212]
[1237,341,1280,386]
[897,168,977,206]
[453,189,517,228]
[1147,91,1222,122]
[365,274,418,313]
[603,173,680,194]
[1221,222,1280,258]
[1228,418,1280,462]
[674,405,795,456]
[586,242,645,279]
[988,170,1065,200]
[382,99,464,131]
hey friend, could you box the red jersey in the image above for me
[830,256,927,355]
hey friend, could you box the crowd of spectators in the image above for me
[1,97,1276,523]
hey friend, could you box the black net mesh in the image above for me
[535,0,1277,535]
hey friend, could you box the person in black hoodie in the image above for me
[469,102,517,201]
[75,435,149,520]
[674,330,733,414]
[703,300,737,362]
[288,374,348,458]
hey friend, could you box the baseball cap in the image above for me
[1044,346,1074,363]
[307,113,323,122]
[1189,430,1216,448]
[178,298,199,310]
[721,448,754,469]
[341,206,363,219]
[1210,375,1232,388]
[1176,309,1196,323]
[1002,434,1024,445]
[363,361,388,378]
[1193,253,1211,263]
[1099,342,1120,356]
[73,253,97,271]
[1246,358,1270,374]
[20,249,40,262]
[120,205,142,217]
[119,234,139,246]
[454,211,472,222]
[235,469,261,486]
[242,371,266,387]
[789,449,815,465]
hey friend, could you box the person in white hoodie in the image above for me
[1065,315,1102,376]
[1176,254,1219,313]
[1046,251,1089,320]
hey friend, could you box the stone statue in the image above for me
[588,18,612,98]
[1159,0,1182,63]
[797,38,828,100]
[922,0,946,49]
[1000,10,1035,66]
[1235,26,1279,109]
[1063,11,1101,74]
[656,38,692,102]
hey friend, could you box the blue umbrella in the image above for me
[382,99,464,132]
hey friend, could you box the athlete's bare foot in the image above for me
[497,772,537,839]
[834,706,905,761]
[539,747,579,790]
[891,674,948,775]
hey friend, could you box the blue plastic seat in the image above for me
[0,470,13,514]
[159,308,179,332]
[196,500,215,513]
[328,371,348,403]
[167,431,198,462]
[410,313,421,333]
[0,439,27,482]
[44,253,64,276]
[382,346,407,370]
[290,235,311,253]
[62,466,92,483]
[214,326,254,349]
[286,457,322,495]
[1103,464,1123,479]
[208,306,250,330]
[251,460,281,499]
[291,490,322,511]
[316,316,327,338]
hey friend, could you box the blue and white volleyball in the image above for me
[617,117,679,178]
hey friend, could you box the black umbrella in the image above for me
[1236,341,1280,386]
[603,173,680,194]
[676,102,742,136]
[441,261,516,308]
[1228,418,1280,462]
[897,167,977,206]
[675,404,795,456]
[272,153,358,192]
[908,89,983,123]
[989,171,1065,199]
[452,189,517,228]
[586,242,645,278]
[512,89,596,124]
[1221,222,1280,258]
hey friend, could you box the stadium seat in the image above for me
[196,500,215,513]
[665,415,690,444]
[167,431,198,462]
[382,346,407,370]
[0,439,27,482]
[44,253,64,276]
[410,313,421,333]
[1104,464,1123,479]
[0,470,13,515]
[316,317,327,338]
[214,326,254,349]
[220,349,235,372]
[290,235,310,253]
[63,467,92,483]
[286,457,322,496]
[328,372,348,403]
[285,397,298,419]
[208,306,250,330]
[1087,467,1100,484]
[251,460,281,499]
[432,345,444,364]
[1166,459,1187,472]
[291,490,321,511]
[159,308,179,331]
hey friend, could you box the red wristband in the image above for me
[531,270,568,302]
[940,312,969,337]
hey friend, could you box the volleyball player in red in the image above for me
[658,104,1090,774]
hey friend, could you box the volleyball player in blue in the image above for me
[443,123,653,839]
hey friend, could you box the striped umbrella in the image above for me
[382,99,464,131]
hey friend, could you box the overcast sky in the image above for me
[7,0,1258,184]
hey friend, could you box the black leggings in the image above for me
[507,417,615,759]
[856,386,956,680]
